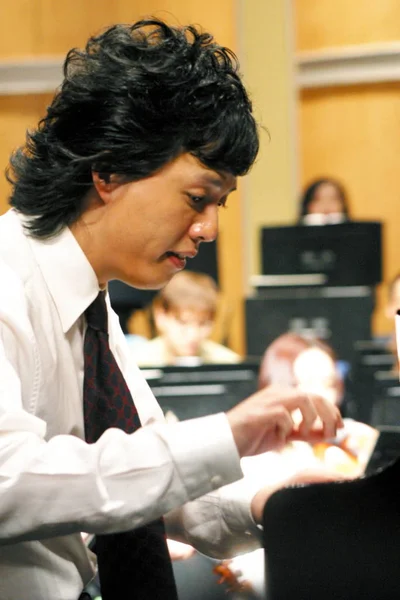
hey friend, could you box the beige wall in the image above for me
[0,0,248,353]
[0,0,236,56]
[295,0,400,335]
[239,0,298,280]
[0,94,52,214]
[296,0,400,50]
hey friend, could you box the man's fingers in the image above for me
[272,408,294,448]
[292,394,318,437]
[280,391,342,439]
[227,384,344,457]
[290,426,339,444]
[270,390,339,439]
[308,394,343,438]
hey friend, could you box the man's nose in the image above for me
[189,204,218,243]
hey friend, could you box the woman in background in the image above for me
[298,177,350,225]
[257,332,378,476]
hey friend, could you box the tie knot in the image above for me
[85,291,108,333]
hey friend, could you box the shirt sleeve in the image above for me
[0,319,244,545]
[164,471,263,559]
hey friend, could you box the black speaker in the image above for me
[245,286,375,363]
[260,221,382,287]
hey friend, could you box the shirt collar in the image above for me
[25,217,101,333]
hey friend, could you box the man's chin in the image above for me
[117,275,172,291]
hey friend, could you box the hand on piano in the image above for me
[226,384,343,458]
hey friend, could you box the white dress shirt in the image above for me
[0,210,261,600]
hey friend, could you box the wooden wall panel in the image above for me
[0,94,52,213]
[295,0,400,51]
[299,83,400,334]
[0,0,38,57]
[296,2,400,336]
[36,0,122,54]
[33,0,234,56]
[114,1,236,48]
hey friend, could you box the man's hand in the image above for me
[226,384,343,458]
[250,468,351,524]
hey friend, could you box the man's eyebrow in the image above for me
[196,174,237,193]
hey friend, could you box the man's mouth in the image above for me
[165,251,187,270]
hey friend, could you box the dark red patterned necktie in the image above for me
[83,291,178,600]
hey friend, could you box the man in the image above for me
[0,19,341,600]
[135,270,240,366]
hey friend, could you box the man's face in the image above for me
[82,153,236,288]
[157,308,214,358]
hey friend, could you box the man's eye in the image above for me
[190,195,205,204]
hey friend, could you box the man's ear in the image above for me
[92,171,119,204]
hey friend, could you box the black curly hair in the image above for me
[6,19,259,238]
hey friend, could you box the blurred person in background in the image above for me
[385,271,400,362]
[298,177,350,226]
[257,332,378,477]
[134,270,240,367]
[218,333,377,598]
[385,272,400,322]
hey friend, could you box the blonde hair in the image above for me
[153,271,219,316]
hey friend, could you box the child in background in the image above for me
[134,270,240,367]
